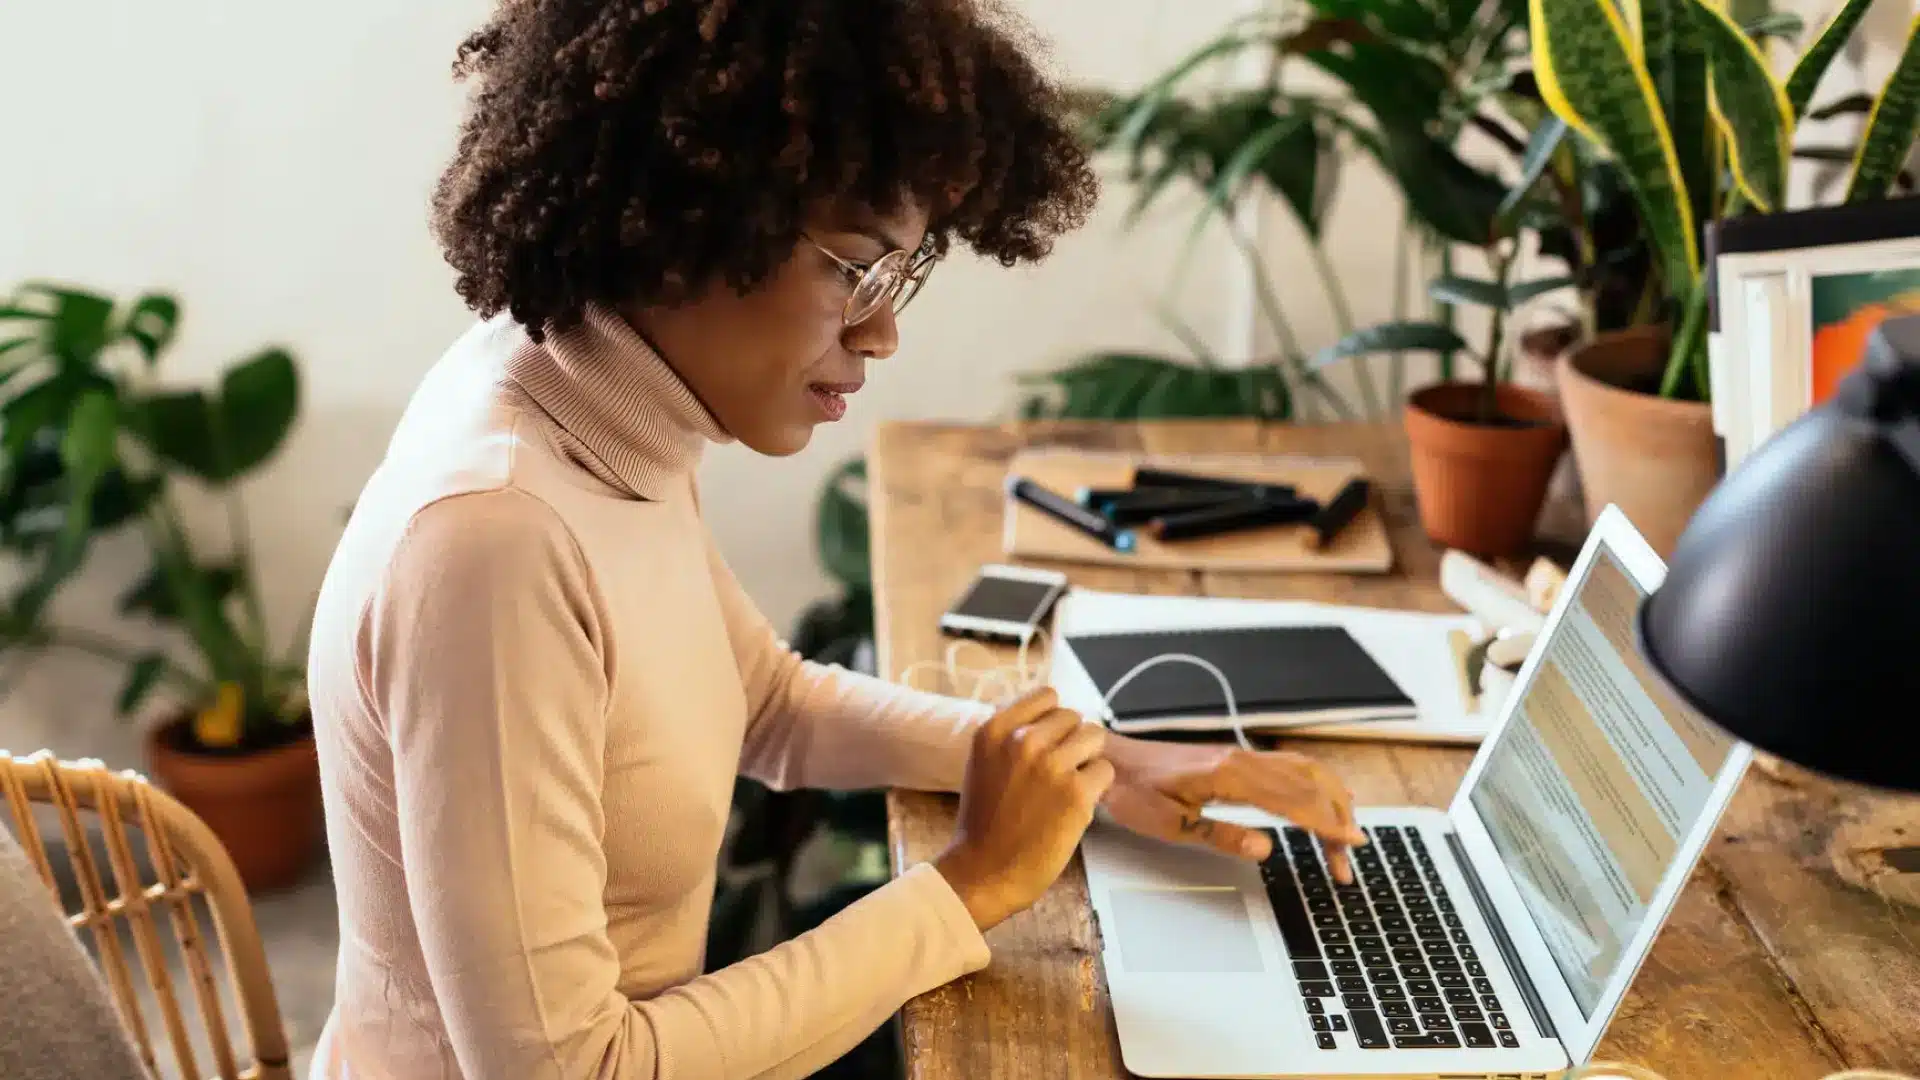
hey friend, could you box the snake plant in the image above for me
[1529,0,1920,399]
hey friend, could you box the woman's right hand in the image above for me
[934,687,1113,932]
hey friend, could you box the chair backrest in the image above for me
[0,750,292,1080]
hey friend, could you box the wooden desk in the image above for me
[870,419,1920,1080]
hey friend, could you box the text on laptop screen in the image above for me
[1466,544,1736,1015]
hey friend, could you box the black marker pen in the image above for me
[1100,488,1244,525]
[1008,476,1137,552]
[1132,467,1296,502]
[1149,494,1317,541]
[1305,478,1371,550]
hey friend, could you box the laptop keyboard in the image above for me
[1262,825,1520,1052]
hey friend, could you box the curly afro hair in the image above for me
[431,0,1099,340]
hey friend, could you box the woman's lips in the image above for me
[807,381,862,421]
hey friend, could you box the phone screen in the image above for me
[948,575,1059,624]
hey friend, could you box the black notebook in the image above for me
[1060,624,1416,733]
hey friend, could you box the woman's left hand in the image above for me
[1101,734,1368,884]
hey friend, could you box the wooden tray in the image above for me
[1000,448,1394,573]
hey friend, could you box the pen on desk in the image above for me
[1131,467,1296,501]
[1148,493,1318,541]
[1007,475,1137,552]
[1305,478,1371,550]
[1099,488,1245,525]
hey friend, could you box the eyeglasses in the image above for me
[804,232,938,327]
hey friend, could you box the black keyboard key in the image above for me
[1473,978,1494,994]
[1319,927,1350,945]
[1349,1009,1390,1049]
[1454,1005,1484,1022]
[1490,1013,1510,1030]
[1293,961,1330,982]
[1465,960,1485,977]
[1435,898,1455,913]
[1387,1017,1421,1035]
[1406,979,1437,996]
[1308,897,1337,914]
[1444,988,1476,1005]
[1359,950,1390,968]
[1414,996,1445,1013]
[1375,984,1406,1001]
[1365,967,1396,985]
[1316,1032,1336,1050]
[1380,916,1411,932]
[1386,932,1416,947]
[1482,996,1502,1012]
[1304,998,1324,1014]
[1353,935,1384,952]
[1451,928,1472,943]
[1382,1001,1413,1018]
[1348,920,1379,936]
[1332,959,1361,976]
[1300,981,1336,997]
[1461,1022,1495,1048]
[1342,993,1375,1011]
[1411,910,1440,926]
[1311,1015,1331,1032]
[1325,943,1355,960]
[1415,923,1446,940]
[1437,972,1467,988]
[1499,1030,1520,1048]
[1313,912,1344,928]
[1330,1015,1347,1032]
[1423,1010,1452,1028]
[1424,940,1454,958]
[1391,947,1423,964]
[1444,913,1463,928]
[1262,863,1321,959]
[1337,976,1369,993]
[1400,963,1429,979]
[1430,956,1461,971]
[1397,1032,1462,1049]
[1458,944,1477,960]
[1372,826,1399,840]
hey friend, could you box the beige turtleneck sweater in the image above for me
[306,306,993,1080]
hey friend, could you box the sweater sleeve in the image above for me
[700,528,991,794]
[369,490,990,1080]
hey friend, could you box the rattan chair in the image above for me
[0,750,292,1080]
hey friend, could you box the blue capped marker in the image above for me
[1008,475,1136,552]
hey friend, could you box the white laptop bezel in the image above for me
[1443,504,1755,1066]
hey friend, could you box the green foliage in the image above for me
[0,282,306,751]
[1529,0,1920,399]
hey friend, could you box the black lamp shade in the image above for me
[1637,313,1920,792]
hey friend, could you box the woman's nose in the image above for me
[844,303,900,360]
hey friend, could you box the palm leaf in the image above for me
[1531,0,1701,295]
[1846,14,1920,202]
[1690,0,1793,211]
[1784,0,1877,119]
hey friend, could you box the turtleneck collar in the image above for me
[503,302,733,500]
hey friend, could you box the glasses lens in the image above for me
[893,256,935,315]
[846,251,909,325]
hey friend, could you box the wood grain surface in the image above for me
[869,418,1920,1080]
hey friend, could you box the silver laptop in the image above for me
[1081,505,1754,1079]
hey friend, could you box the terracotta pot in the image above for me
[145,717,323,893]
[1403,381,1569,557]
[1557,327,1719,558]
[1515,328,1586,507]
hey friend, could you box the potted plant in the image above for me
[1527,0,1920,554]
[0,282,315,891]
[1316,225,1576,554]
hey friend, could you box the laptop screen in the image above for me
[1466,542,1737,1016]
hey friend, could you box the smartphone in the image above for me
[938,563,1069,644]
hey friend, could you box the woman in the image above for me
[307,2,1367,1078]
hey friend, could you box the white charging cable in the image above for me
[899,633,1251,751]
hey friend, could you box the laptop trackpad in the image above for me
[1110,887,1267,974]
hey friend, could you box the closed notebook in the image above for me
[1060,624,1416,733]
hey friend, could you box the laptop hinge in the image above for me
[1446,831,1557,1042]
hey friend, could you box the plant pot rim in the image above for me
[1406,381,1566,431]
[145,710,315,764]
[1562,328,1712,420]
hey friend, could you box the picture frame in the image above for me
[1709,196,1920,473]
